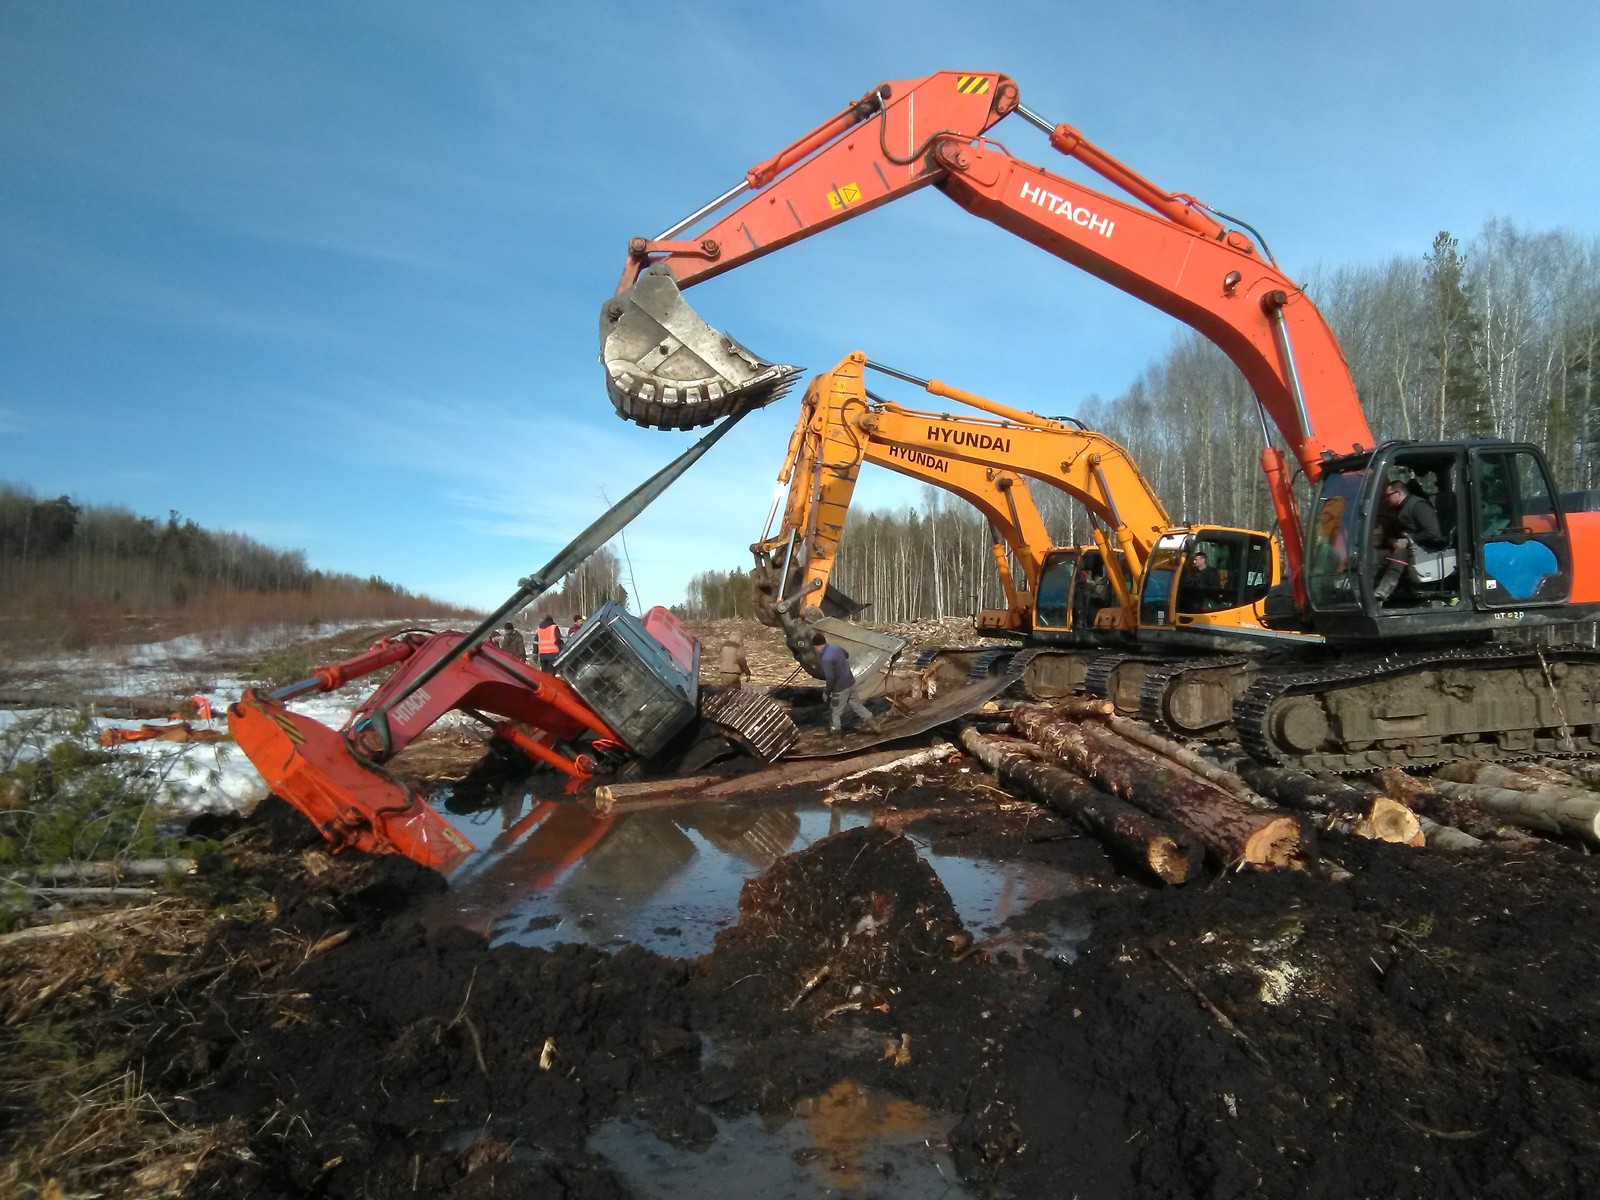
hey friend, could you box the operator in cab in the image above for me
[1177,549,1224,612]
[1374,469,1445,603]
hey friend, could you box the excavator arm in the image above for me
[601,70,1377,601]
[757,351,1185,639]
[754,353,1056,632]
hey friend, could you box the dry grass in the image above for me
[0,895,253,1197]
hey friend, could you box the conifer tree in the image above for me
[1422,231,1491,437]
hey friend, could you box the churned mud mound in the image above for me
[966,840,1600,1199]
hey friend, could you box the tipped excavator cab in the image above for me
[1304,442,1583,641]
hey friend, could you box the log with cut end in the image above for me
[1012,705,1304,870]
[1220,757,1422,846]
[1376,769,1547,850]
[959,726,1194,884]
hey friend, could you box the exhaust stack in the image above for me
[600,265,800,430]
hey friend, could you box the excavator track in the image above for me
[915,645,1018,694]
[700,687,801,762]
[1138,656,1256,739]
[1236,642,1600,773]
[1082,653,1163,714]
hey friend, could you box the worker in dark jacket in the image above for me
[1374,471,1446,602]
[811,631,883,736]
[499,621,526,662]
[535,615,563,671]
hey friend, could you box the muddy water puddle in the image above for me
[590,1079,968,1198]
[420,794,1081,958]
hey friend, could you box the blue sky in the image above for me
[3,1,1597,611]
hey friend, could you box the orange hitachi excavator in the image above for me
[756,350,1313,721]
[599,70,1600,771]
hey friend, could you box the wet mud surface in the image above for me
[70,756,1600,1198]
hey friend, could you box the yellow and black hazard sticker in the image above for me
[956,75,991,96]
[271,711,306,745]
[827,183,861,210]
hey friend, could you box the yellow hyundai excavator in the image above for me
[758,352,1318,729]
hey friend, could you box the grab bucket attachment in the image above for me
[599,265,800,430]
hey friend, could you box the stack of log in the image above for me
[962,700,1428,885]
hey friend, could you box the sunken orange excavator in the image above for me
[601,69,1600,772]
[229,418,798,873]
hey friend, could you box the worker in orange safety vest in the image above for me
[535,615,563,671]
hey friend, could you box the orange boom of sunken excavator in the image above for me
[229,414,797,873]
[600,70,1600,772]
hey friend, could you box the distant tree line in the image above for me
[0,485,474,649]
[680,220,1600,624]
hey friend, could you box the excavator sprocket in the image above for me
[1236,643,1600,773]
[600,266,801,429]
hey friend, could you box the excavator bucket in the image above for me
[600,265,801,429]
[229,690,474,874]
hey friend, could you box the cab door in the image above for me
[1468,446,1572,609]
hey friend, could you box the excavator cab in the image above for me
[1304,442,1582,641]
[1135,527,1284,653]
[1032,546,1123,642]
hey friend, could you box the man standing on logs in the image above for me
[813,631,883,738]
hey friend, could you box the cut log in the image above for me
[1042,697,1116,720]
[1106,718,1261,803]
[1221,758,1423,845]
[1012,705,1304,870]
[1426,777,1600,845]
[591,746,958,815]
[959,726,1194,884]
[1417,816,1485,851]
[1437,760,1600,801]
[1375,770,1547,849]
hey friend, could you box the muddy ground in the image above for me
[4,620,1600,1197]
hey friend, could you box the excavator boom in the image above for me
[600,69,1375,597]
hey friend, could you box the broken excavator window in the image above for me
[1307,468,1364,611]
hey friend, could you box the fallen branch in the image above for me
[960,725,1193,885]
[1151,947,1271,1073]
[591,745,956,815]
[24,887,156,904]
[8,858,196,884]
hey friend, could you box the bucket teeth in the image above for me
[600,265,800,430]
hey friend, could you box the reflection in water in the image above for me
[423,792,1080,960]
[590,1080,966,1198]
